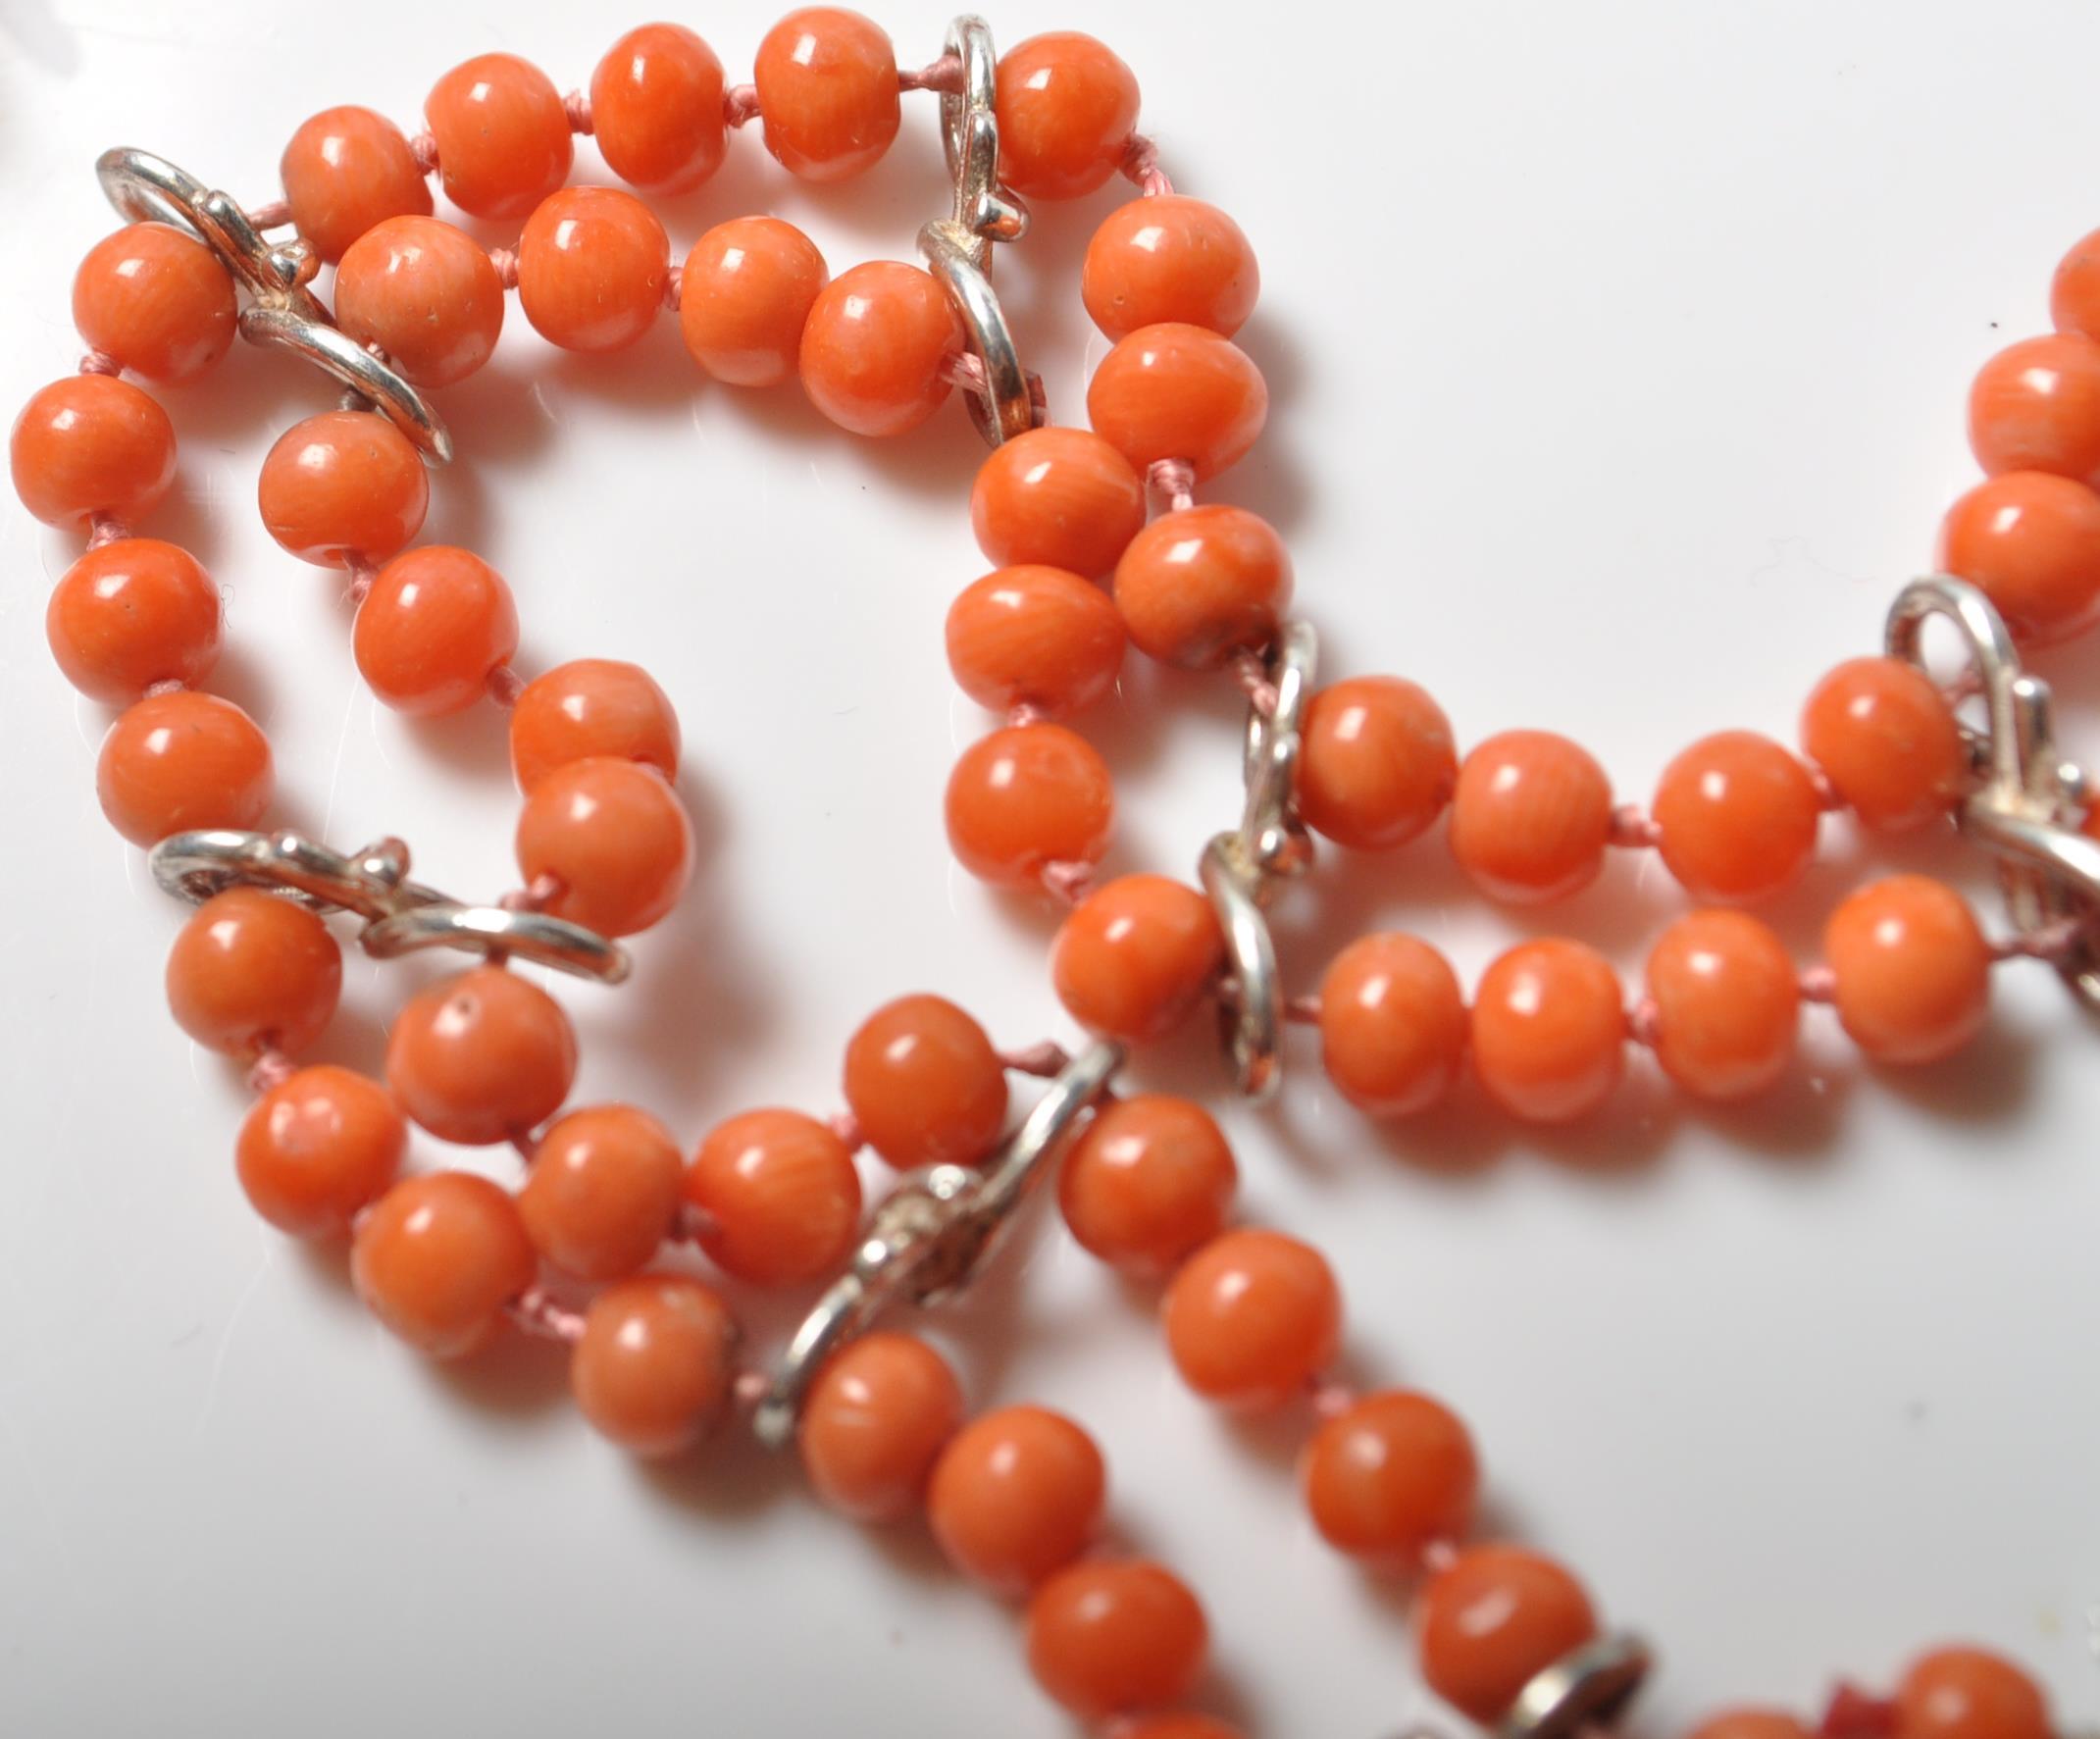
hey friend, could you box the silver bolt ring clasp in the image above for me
[1497,1635,1653,1739]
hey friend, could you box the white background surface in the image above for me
[2,2,2098,1735]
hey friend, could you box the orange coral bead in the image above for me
[684,1108,862,1287]
[1449,730,1613,904]
[1026,1560,1207,1720]
[517,186,669,354]
[235,1064,406,1239]
[753,8,900,181]
[280,105,432,264]
[1822,876,1991,1065]
[1297,676,1458,850]
[95,690,272,846]
[1050,874,1224,1043]
[1895,1647,2051,1739]
[799,261,961,436]
[969,427,1146,578]
[353,545,519,717]
[1652,731,1821,905]
[333,216,505,388]
[1937,470,2100,646]
[515,756,693,938]
[1417,1545,1599,1723]
[165,888,341,1059]
[1969,332,2100,486]
[928,1406,1106,1593]
[1470,939,1625,1123]
[1112,504,1291,669]
[797,1330,964,1520]
[947,565,1126,718]
[1083,197,1258,340]
[257,409,429,566]
[1058,1094,1236,1275]
[1643,911,1799,1100]
[1087,323,1267,480]
[842,994,1009,1169]
[12,374,176,529]
[994,32,1140,200]
[425,53,573,220]
[1800,656,1965,832]
[571,1273,738,1458]
[1316,932,1468,1117]
[508,658,681,795]
[518,1103,684,1281]
[679,217,828,386]
[351,1171,537,1359]
[46,537,221,705]
[73,224,234,384]
[589,23,727,195]
[1162,1228,1342,1410]
[384,965,578,1145]
[2052,227,2100,340]
[945,723,1114,889]
[1688,1712,1818,1739]
[1302,1389,1479,1560]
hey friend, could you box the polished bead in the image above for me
[333,216,505,388]
[46,537,221,704]
[947,565,1126,717]
[1800,656,1965,831]
[166,888,339,1059]
[1937,470,2100,646]
[1687,1711,1818,1739]
[1652,731,1820,905]
[1470,939,1625,1123]
[11,374,176,529]
[425,53,574,220]
[72,224,234,384]
[96,690,272,846]
[2051,227,2100,341]
[1301,1390,1479,1560]
[571,1273,738,1458]
[1050,874,1224,1043]
[928,1406,1105,1593]
[1087,323,1267,480]
[518,186,670,354]
[995,32,1140,200]
[684,1107,862,1287]
[1643,911,1799,1100]
[589,23,728,195]
[1417,1545,1599,1724]
[515,756,693,938]
[353,545,519,716]
[1316,933,1467,1117]
[1026,1560,1207,1720]
[1449,730,1613,904]
[1058,1094,1236,1275]
[1822,876,1991,1065]
[799,261,962,436]
[1969,332,2100,486]
[970,427,1147,577]
[946,723,1114,888]
[753,7,900,181]
[1162,1228,1341,1409]
[509,658,680,793]
[280,106,432,264]
[235,1064,406,1239]
[1083,197,1258,340]
[1297,676,1457,850]
[1112,503,1291,669]
[797,1330,964,1520]
[384,965,578,1145]
[518,1103,684,1281]
[257,409,428,566]
[679,217,828,387]
[1894,1647,2051,1739]
[351,1171,537,1358]
[842,994,1008,1169]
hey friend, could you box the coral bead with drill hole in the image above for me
[683,1108,863,1287]
[970,427,1147,577]
[842,994,1009,1170]
[351,1171,538,1359]
[1297,676,1458,851]
[1083,197,1259,339]
[73,224,235,384]
[1643,911,1800,1101]
[928,1406,1106,1593]
[1416,1545,1599,1724]
[1057,1093,1237,1275]
[1894,1647,2052,1739]
[2054,227,2100,340]
[1652,731,1821,906]
[799,262,963,436]
[1969,332,2100,487]
[518,1103,685,1282]
[165,888,341,1060]
[1162,1228,1342,1410]
[589,23,728,195]
[946,565,1126,718]
[353,545,519,717]
[384,965,578,1146]
[797,1330,965,1521]
[518,187,670,354]
[1025,1560,1207,1720]
[679,217,829,387]
[1470,939,1625,1124]
[1087,323,1267,481]
[945,724,1114,889]
[333,216,505,388]
[95,690,273,846]
[514,756,694,938]
[1937,470,2100,646]
[1316,932,1468,1118]
[1050,875,1225,1044]
[280,105,432,263]
[994,32,1140,200]
[12,374,176,529]
[1449,730,1614,904]
[571,1274,738,1458]
[235,1064,406,1239]
[1822,876,1992,1066]
[1301,1389,1480,1560]
[425,53,573,220]
[257,410,429,567]
[509,658,681,794]
[46,537,221,705]
[752,7,901,182]
[1800,656,1965,833]
[1113,503,1292,669]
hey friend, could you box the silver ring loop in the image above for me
[240,305,454,462]
[360,903,631,985]
[1200,833,1283,1101]
[1241,620,1318,877]
[936,17,1028,264]
[920,220,1034,445]
[1496,1634,1652,1739]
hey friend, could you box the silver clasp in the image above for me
[1497,1635,1652,1739]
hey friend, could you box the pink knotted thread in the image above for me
[1420,1538,1460,1574]
[827,1109,864,1151]
[723,83,761,128]
[732,1368,771,1410]
[562,89,593,134]
[1798,964,1838,1004]
[1282,994,1322,1026]
[1808,764,1845,812]
[78,349,122,377]
[1608,803,1662,849]
[1624,997,1663,1049]
[999,1039,1071,1078]
[143,677,188,698]
[1040,859,1094,905]
[487,664,526,707]
[1309,1379,1358,1420]
[245,197,290,230]
[1121,133,1174,198]
[341,551,378,606]
[1989,915,2089,966]
[662,264,683,312]
[1229,646,1280,718]
[897,52,964,93]
[85,512,129,550]
[1007,701,1050,729]
[1147,456,1196,513]
[674,1202,719,1244]
[487,246,520,289]
[408,131,439,175]
[508,1287,585,1344]
[501,872,564,914]
[509,1126,541,1163]
[245,1049,297,1095]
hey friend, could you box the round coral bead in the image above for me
[1087,323,1267,481]
[679,217,828,387]
[1643,910,1800,1100]
[1938,470,2100,646]
[1026,1560,1207,1720]
[1297,676,1458,850]
[46,537,221,705]
[1302,1389,1479,1560]
[95,690,272,846]
[571,1273,738,1458]
[1112,504,1292,669]
[753,7,900,181]
[970,427,1146,577]
[797,1330,964,1520]
[842,994,1008,1169]
[351,1171,537,1359]
[2052,227,2100,340]
[1894,1647,2051,1739]
[928,1406,1105,1593]
[257,410,429,567]
[799,261,962,436]
[1316,932,1468,1117]
[1162,1228,1342,1410]
[945,723,1114,889]
[166,888,341,1059]
[1417,1545,1599,1724]
[1470,939,1625,1123]
[684,1108,862,1287]
[384,965,578,1145]
[235,1064,406,1239]
[1800,656,1965,832]
[517,186,670,354]
[353,545,519,717]
[280,106,432,264]
[1057,1094,1236,1274]
[946,565,1126,718]
[1688,1712,1818,1739]
[1449,730,1613,904]
[994,32,1140,201]
[514,756,693,938]
[509,658,680,793]
[1652,731,1821,905]
[333,216,505,388]
[1050,874,1223,1043]
[12,374,175,529]
[589,23,727,195]
[518,1103,684,1281]
[72,224,234,384]
[1822,877,1991,1066]
[425,53,574,220]
[1969,332,2100,486]
[1083,197,1258,340]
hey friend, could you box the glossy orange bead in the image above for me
[1297,676,1457,850]
[515,756,693,938]
[1652,731,1821,906]
[1083,197,1258,340]
[1643,911,1800,1100]
[947,566,1126,718]
[1057,1094,1236,1275]
[1162,1228,1342,1410]
[257,410,429,566]
[1470,939,1625,1124]
[2051,227,2100,340]
[12,374,176,529]
[571,1273,738,1458]
[1687,1712,1818,1739]
[1112,504,1292,669]
[1969,332,2100,486]
[235,1064,406,1239]
[1800,656,1965,832]
[1894,1647,2051,1739]
[517,186,669,354]
[46,537,221,705]
[1302,1390,1479,1560]
[842,994,1008,1169]
[1316,933,1468,1117]
[280,105,432,264]
[166,889,340,1059]
[1050,874,1224,1044]
[753,8,900,181]
[679,217,829,387]
[969,427,1147,577]
[995,33,1140,200]
[95,690,273,846]
[797,1330,964,1520]
[509,658,680,793]
[333,215,505,388]
[1417,1545,1599,1724]
[425,53,573,220]
[799,261,962,436]
[684,1108,862,1287]
[1449,731,1613,904]
[945,723,1114,888]
[1087,323,1267,480]
[1025,1560,1207,1720]
[384,965,578,1146]
[73,224,234,384]
[518,1103,684,1281]
[1822,876,1991,1066]
[589,23,728,194]
[351,1171,537,1359]
[1937,470,2100,646]
[928,1406,1106,1593]
[353,545,519,716]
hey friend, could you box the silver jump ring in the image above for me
[360,903,631,985]
[920,220,1034,445]
[1201,833,1283,1101]
[1496,1635,1652,1739]
[239,305,454,463]
[1241,620,1318,877]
